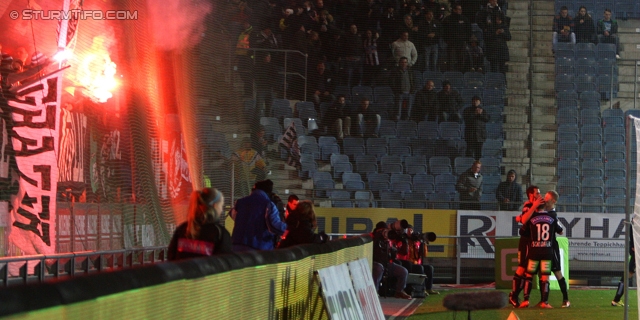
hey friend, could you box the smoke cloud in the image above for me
[146,0,212,51]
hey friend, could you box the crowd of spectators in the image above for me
[230,0,512,102]
[552,6,620,59]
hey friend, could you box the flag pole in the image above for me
[57,0,71,49]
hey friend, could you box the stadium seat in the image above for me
[434,173,457,194]
[558,141,580,160]
[298,135,317,146]
[485,105,503,123]
[368,172,390,183]
[582,178,605,197]
[580,109,601,127]
[480,193,499,210]
[423,71,443,88]
[557,107,579,125]
[581,142,603,160]
[482,139,503,158]
[301,142,321,160]
[605,160,626,179]
[314,179,335,198]
[429,156,452,175]
[483,89,504,106]
[374,86,394,104]
[355,190,374,208]
[367,144,388,161]
[580,125,602,143]
[581,159,604,180]
[382,163,403,174]
[333,161,353,180]
[342,172,362,184]
[330,154,350,167]
[480,157,501,176]
[272,99,292,121]
[558,159,580,178]
[404,192,428,209]
[462,88,484,103]
[345,180,366,190]
[605,196,626,214]
[356,161,378,177]
[443,71,465,89]
[605,142,626,161]
[391,173,412,184]
[486,123,504,140]
[557,90,578,101]
[379,120,397,138]
[418,121,439,139]
[555,74,575,92]
[379,191,404,208]
[598,75,618,100]
[575,75,597,93]
[582,196,604,213]
[558,177,580,196]
[381,155,402,167]
[484,72,506,90]
[557,99,579,110]
[412,138,437,158]
[464,72,485,88]
[604,126,625,144]
[605,178,626,197]
[555,58,574,75]
[352,85,374,101]
[454,157,475,175]
[439,122,462,140]
[330,190,353,208]
[391,181,413,195]
[343,137,365,159]
[429,192,452,209]
[321,144,340,161]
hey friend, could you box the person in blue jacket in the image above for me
[230,179,287,251]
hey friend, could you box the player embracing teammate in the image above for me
[509,189,570,308]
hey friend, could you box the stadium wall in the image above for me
[0,235,372,319]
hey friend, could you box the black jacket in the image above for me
[463,105,490,143]
[495,171,523,211]
[168,221,232,260]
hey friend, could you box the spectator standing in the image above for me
[357,97,381,137]
[278,200,327,248]
[437,80,463,122]
[486,12,511,74]
[597,9,620,59]
[465,35,485,72]
[341,24,364,88]
[462,96,490,160]
[574,6,596,44]
[552,6,576,53]
[412,80,439,122]
[443,4,472,72]
[231,179,287,251]
[392,31,419,67]
[390,57,416,120]
[495,169,523,211]
[363,29,381,86]
[456,160,483,210]
[168,188,232,260]
[379,5,399,57]
[323,95,351,139]
[420,9,441,72]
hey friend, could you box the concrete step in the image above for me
[511,31,531,41]
[621,50,640,60]
[508,40,530,49]
[506,72,528,82]
[507,87,530,95]
[531,80,554,91]
[532,96,556,106]
[532,89,556,96]
[532,1,554,11]
[509,1,530,11]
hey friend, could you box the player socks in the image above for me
[558,277,569,301]
[512,273,524,296]
[540,280,550,303]
[523,275,533,301]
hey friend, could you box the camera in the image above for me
[409,232,437,244]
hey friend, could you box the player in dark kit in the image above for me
[508,185,542,307]
[522,190,563,308]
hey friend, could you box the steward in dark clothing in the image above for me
[496,169,524,211]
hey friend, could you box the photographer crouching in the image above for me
[390,220,439,296]
[371,221,412,299]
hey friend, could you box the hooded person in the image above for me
[496,169,523,211]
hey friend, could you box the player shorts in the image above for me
[527,259,552,275]
[518,237,530,268]
[551,240,562,272]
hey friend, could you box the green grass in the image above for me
[408,288,638,320]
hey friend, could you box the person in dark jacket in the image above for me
[486,11,511,74]
[420,9,441,71]
[437,80,463,122]
[442,4,472,71]
[552,6,575,52]
[412,80,438,122]
[389,56,416,120]
[323,95,351,139]
[168,188,232,260]
[230,179,287,251]
[462,96,490,160]
[597,9,620,57]
[496,169,523,211]
[456,161,483,210]
[574,6,596,44]
[278,200,327,248]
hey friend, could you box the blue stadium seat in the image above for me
[381,155,402,167]
[598,75,618,100]
[559,194,580,212]
[605,160,626,179]
[615,1,636,19]
[391,173,412,184]
[597,43,618,62]
[368,172,390,183]
[604,125,625,143]
[379,191,404,208]
[454,157,475,175]
[355,190,374,208]
[580,124,602,142]
[390,137,411,147]
[379,120,397,138]
[581,159,604,180]
[404,192,428,209]
[355,162,378,177]
[558,177,580,196]
[342,172,362,184]
[345,180,366,190]
[314,179,335,198]
[343,137,365,159]
[319,136,337,146]
[485,105,503,123]
[480,156,501,176]
[333,161,353,179]
[321,144,340,161]
[481,139,503,159]
[480,193,499,210]
[555,74,575,92]
[555,42,575,51]
[443,71,465,89]
[575,75,597,93]
[582,195,604,213]
[462,88,484,103]
[605,178,626,198]
[301,142,321,160]
[558,141,580,160]
[435,173,457,194]
[391,181,413,195]
[405,156,428,174]
[486,123,504,140]
[556,49,575,60]
[418,121,439,139]
[555,58,574,75]
[557,107,579,125]
[558,159,580,178]
[412,138,437,158]
[580,109,601,126]
[272,99,292,121]
[605,196,626,214]
[330,153,349,167]
[429,156,452,175]
[465,72,485,88]
[382,163,403,174]
[581,141,603,160]
[557,99,579,110]
[373,86,394,103]
[582,178,605,197]
[483,175,501,194]
[429,192,452,209]
[298,135,317,146]
[605,142,626,161]
[397,120,418,138]
[389,145,412,159]
[485,72,506,90]
[557,90,578,101]
[439,122,462,140]
[331,190,353,208]
[483,89,504,106]
[367,144,388,161]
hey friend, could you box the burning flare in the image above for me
[76,36,118,103]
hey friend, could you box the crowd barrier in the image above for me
[0,236,373,319]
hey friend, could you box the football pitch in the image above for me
[409,288,638,319]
